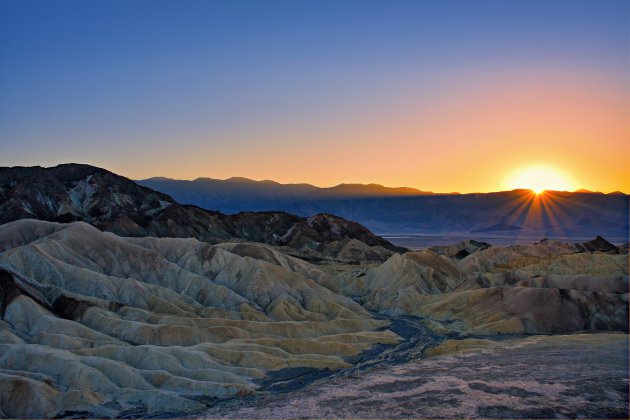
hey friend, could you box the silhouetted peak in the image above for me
[574,189,604,194]
[326,183,431,196]
[428,239,491,260]
[141,176,174,181]
[574,236,618,253]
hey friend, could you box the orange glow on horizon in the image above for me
[503,165,576,194]
[91,67,629,195]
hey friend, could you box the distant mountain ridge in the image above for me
[138,177,629,241]
[140,176,625,197]
[139,176,436,201]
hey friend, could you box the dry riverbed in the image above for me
[202,333,629,419]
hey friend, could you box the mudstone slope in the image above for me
[0,220,399,417]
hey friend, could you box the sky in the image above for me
[1,0,628,193]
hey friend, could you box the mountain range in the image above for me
[141,176,437,201]
[138,176,629,241]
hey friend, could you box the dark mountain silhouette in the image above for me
[574,235,619,253]
[325,183,433,196]
[138,176,434,215]
[0,164,403,263]
[138,178,629,241]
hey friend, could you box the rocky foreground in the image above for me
[203,333,629,418]
[0,218,627,418]
[0,164,628,418]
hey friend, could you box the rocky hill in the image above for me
[0,164,403,263]
[0,219,398,417]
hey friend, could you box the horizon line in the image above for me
[137,175,629,196]
[3,162,628,195]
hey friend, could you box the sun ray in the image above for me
[503,192,536,227]
[518,192,548,238]
[538,193,563,236]
[538,192,574,237]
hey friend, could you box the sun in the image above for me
[504,165,575,194]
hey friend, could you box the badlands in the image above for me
[0,164,627,418]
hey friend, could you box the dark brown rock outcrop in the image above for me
[0,164,402,263]
[574,235,620,253]
[429,239,492,260]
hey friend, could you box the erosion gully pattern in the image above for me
[0,218,628,417]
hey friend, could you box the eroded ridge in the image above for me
[0,220,399,418]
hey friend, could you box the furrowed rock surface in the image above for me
[0,219,399,417]
[330,239,628,334]
[0,164,403,263]
[0,219,627,417]
[428,239,492,260]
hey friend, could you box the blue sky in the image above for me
[1,0,628,192]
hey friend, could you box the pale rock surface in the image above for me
[329,239,628,334]
[0,218,627,417]
[0,219,399,417]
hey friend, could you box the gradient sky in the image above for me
[1,0,628,193]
